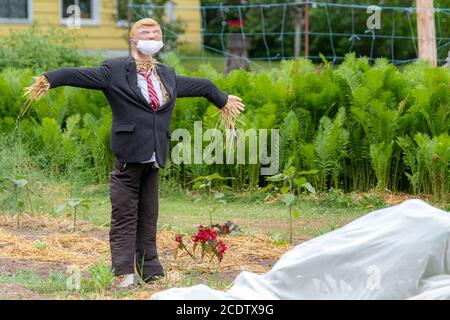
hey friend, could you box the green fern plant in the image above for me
[313,107,349,191]
[397,136,421,194]
[415,133,450,202]
[369,142,394,192]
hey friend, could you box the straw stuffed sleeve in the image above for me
[42,60,112,90]
[175,75,228,109]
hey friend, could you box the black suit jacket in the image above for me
[43,56,229,168]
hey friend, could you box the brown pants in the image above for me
[108,158,164,279]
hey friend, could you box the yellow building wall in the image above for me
[173,0,202,49]
[0,0,202,50]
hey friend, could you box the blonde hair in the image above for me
[130,18,160,38]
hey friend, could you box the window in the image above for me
[116,0,154,27]
[117,0,128,22]
[116,0,175,27]
[61,0,99,25]
[0,0,32,23]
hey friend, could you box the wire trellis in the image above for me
[128,1,450,67]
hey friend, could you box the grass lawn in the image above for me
[70,181,373,242]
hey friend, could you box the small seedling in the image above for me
[191,173,234,226]
[56,198,94,231]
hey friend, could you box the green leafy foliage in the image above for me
[0,53,448,203]
[0,22,101,72]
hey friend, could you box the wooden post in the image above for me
[304,2,309,58]
[294,5,303,58]
[225,34,251,74]
[127,0,132,57]
[416,0,437,66]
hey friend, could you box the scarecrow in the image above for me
[24,18,245,288]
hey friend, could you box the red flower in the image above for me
[175,235,183,243]
[192,225,218,243]
[227,19,246,28]
[215,240,228,255]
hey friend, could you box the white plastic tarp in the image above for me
[151,199,450,300]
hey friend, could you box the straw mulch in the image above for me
[168,233,291,274]
[0,227,109,271]
[0,215,291,275]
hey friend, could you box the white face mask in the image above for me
[135,40,164,56]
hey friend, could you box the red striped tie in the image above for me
[138,68,160,111]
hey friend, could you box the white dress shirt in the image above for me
[137,69,164,165]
